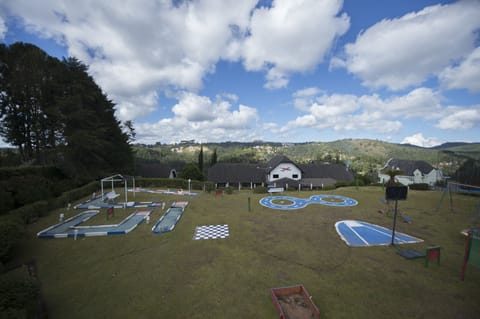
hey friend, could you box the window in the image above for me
[292,174,298,178]
[273,174,279,178]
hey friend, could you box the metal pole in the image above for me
[391,200,398,245]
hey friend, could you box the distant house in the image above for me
[208,155,353,189]
[378,158,443,186]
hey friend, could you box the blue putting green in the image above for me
[335,220,423,247]
[259,194,358,210]
[152,201,189,234]
[37,210,152,238]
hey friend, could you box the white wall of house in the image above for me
[423,169,443,185]
[268,163,302,182]
[378,169,442,186]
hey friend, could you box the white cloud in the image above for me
[274,87,449,136]
[2,0,257,121]
[135,92,259,144]
[378,88,442,119]
[436,106,480,130]
[172,92,220,122]
[227,0,350,89]
[3,0,350,121]
[439,47,480,93]
[401,133,442,147]
[293,87,322,111]
[335,1,480,90]
[0,15,6,40]
[264,67,289,89]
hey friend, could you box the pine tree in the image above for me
[0,43,134,181]
[211,148,218,165]
[198,144,204,179]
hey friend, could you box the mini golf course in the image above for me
[259,194,358,210]
[335,220,423,247]
[151,201,189,234]
[37,210,152,238]
[74,192,162,209]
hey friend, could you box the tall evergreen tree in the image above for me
[198,144,204,178]
[0,42,134,180]
[59,57,133,179]
[211,147,218,166]
[0,43,64,163]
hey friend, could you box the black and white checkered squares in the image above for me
[193,224,229,240]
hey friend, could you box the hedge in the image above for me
[0,272,40,318]
[8,181,98,225]
[0,166,77,215]
[409,183,430,190]
[0,215,24,263]
[134,177,214,192]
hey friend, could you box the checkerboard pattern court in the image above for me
[193,224,229,240]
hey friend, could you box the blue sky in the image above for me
[1,0,479,146]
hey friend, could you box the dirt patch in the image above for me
[277,294,317,319]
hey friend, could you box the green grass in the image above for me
[15,187,480,318]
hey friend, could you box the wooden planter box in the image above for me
[270,285,320,319]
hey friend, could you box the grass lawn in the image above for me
[16,186,480,318]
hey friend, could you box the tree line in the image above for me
[0,42,134,182]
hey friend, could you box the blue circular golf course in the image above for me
[259,194,358,210]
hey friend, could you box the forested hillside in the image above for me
[0,42,135,213]
[133,139,480,181]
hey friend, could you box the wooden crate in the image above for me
[270,285,320,319]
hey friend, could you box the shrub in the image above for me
[0,215,24,263]
[203,182,215,193]
[0,188,15,214]
[135,177,185,189]
[224,186,234,195]
[9,200,50,224]
[253,186,268,194]
[409,183,430,190]
[322,185,336,191]
[335,181,350,188]
[0,274,40,317]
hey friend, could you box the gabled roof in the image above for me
[299,163,354,182]
[135,162,183,178]
[207,160,353,184]
[207,163,264,183]
[266,155,301,173]
[384,158,434,175]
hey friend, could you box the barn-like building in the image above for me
[208,155,354,190]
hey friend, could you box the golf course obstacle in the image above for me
[461,228,480,280]
[74,192,162,209]
[425,246,441,267]
[37,210,152,238]
[128,187,198,196]
[151,201,189,234]
[193,224,229,240]
[259,194,358,210]
[335,220,423,247]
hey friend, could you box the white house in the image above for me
[208,155,354,189]
[379,158,443,186]
[265,156,302,183]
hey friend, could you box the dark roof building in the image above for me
[208,156,353,188]
[206,163,264,184]
[379,158,443,186]
[383,158,434,175]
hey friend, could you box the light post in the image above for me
[188,179,191,193]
